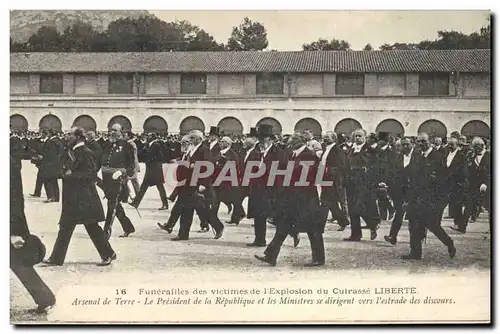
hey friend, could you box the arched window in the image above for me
[144,116,168,134]
[334,118,362,135]
[180,116,205,134]
[294,118,322,137]
[73,115,97,132]
[10,114,28,131]
[218,117,244,135]
[39,114,62,131]
[108,115,132,132]
[256,117,282,135]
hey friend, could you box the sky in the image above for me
[150,10,490,50]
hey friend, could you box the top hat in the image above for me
[257,124,274,139]
[378,132,390,142]
[209,126,220,136]
[248,127,258,138]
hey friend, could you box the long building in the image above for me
[10,50,491,138]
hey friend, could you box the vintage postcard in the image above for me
[9,9,491,324]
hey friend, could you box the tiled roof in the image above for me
[10,50,490,73]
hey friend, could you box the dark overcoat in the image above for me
[39,137,63,179]
[59,144,105,225]
[280,148,322,234]
[142,140,165,186]
[247,144,288,219]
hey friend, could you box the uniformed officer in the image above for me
[101,123,136,239]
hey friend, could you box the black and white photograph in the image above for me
[8,9,491,324]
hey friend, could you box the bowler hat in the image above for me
[257,124,274,139]
[209,126,220,136]
[10,234,46,267]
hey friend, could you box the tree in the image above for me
[26,26,62,52]
[227,17,268,51]
[302,38,350,51]
[59,21,98,51]
[363,43,373,51]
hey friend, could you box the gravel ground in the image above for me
[11,162,491,323]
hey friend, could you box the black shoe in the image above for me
[449,226,466,233]
[128,202,139,209]
[370,229,377,240]
[384,235,397,245]
[293,234,300,248]
[448,243,456,258]
[343,236,361,242]
[119,230,134,238]
[171,236,189,241]
[227,203,233,214]
[214,227,224,240]
[158,205,168,211]
[29,194,40,198]
[43,199,56,203]
[401,254,422,260]
[34,303,55,314]
[247,242,266,247]
[157,223,173,234]
[197,227,209,233]
[254,255,276,266]
[97,254,116,266]
[304,261,325,267]
[42,259,62,266]
[337,225,347,231]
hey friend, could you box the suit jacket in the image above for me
[389,151,417,201]
[408,148,447,211]
[468,152,490,191]
[319,144,346,202]
[141,140,165,186]
[59,144,105,225]
[444,149,468,193]
[282,148,321,233]
[214,147,242,188]
[39,136,63,179]
[10,155,29,237]
[86,139,103,171]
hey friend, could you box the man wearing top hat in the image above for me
[375,132,396,221]
[207,126,222,160]
[247,124,288,247]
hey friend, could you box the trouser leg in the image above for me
[48,224,76,265]
[85,223,115,260]
[156,184,168,206]
[10,263,56,308]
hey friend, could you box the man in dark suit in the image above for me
[375,132,395,221]
[318,131,350,231]
[402,133,456,260]
[255,133,323,266]
[29,131,45,198]
[442,138,468,231]
[384,137,415,245]
[130,132,169,210]
[38,129,63,203]
[11,153,56,314]
[246,125,288,247]
[231,132,260,225]
[458,137,490,232]
[343,129,381,242]
[433,137,447,156]
[101,124,136,239]
[213,136,244,225]
[172,130,224,241]
[43,127,116,266]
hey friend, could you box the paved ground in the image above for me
[10,161,491,323]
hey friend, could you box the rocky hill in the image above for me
[10,10,152,42]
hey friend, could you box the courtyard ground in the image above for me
[10,161,491,324]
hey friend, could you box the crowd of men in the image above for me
[10,124,491,269]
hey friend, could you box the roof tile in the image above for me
[10,50,490,73]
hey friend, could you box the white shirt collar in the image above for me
[49,136,57,140]
[422,147,433,158]
[149,139,158,147]
[262,143,273,157]
[325,143,335,150]
[220,147,230,155]
[381,144,389,151]
[210,140,218,150]
[404,148,413,157]
[293,145,307,157]
[190,142,203,156]
[73,142,85,150]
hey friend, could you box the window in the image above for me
[181,74,207,94]
[335,74,365,95]
[418,73,450,96]
[39,74,63,94]
[256,73,284,94]
[108,74,134,94]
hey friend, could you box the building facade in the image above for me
[10,50,491,138]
